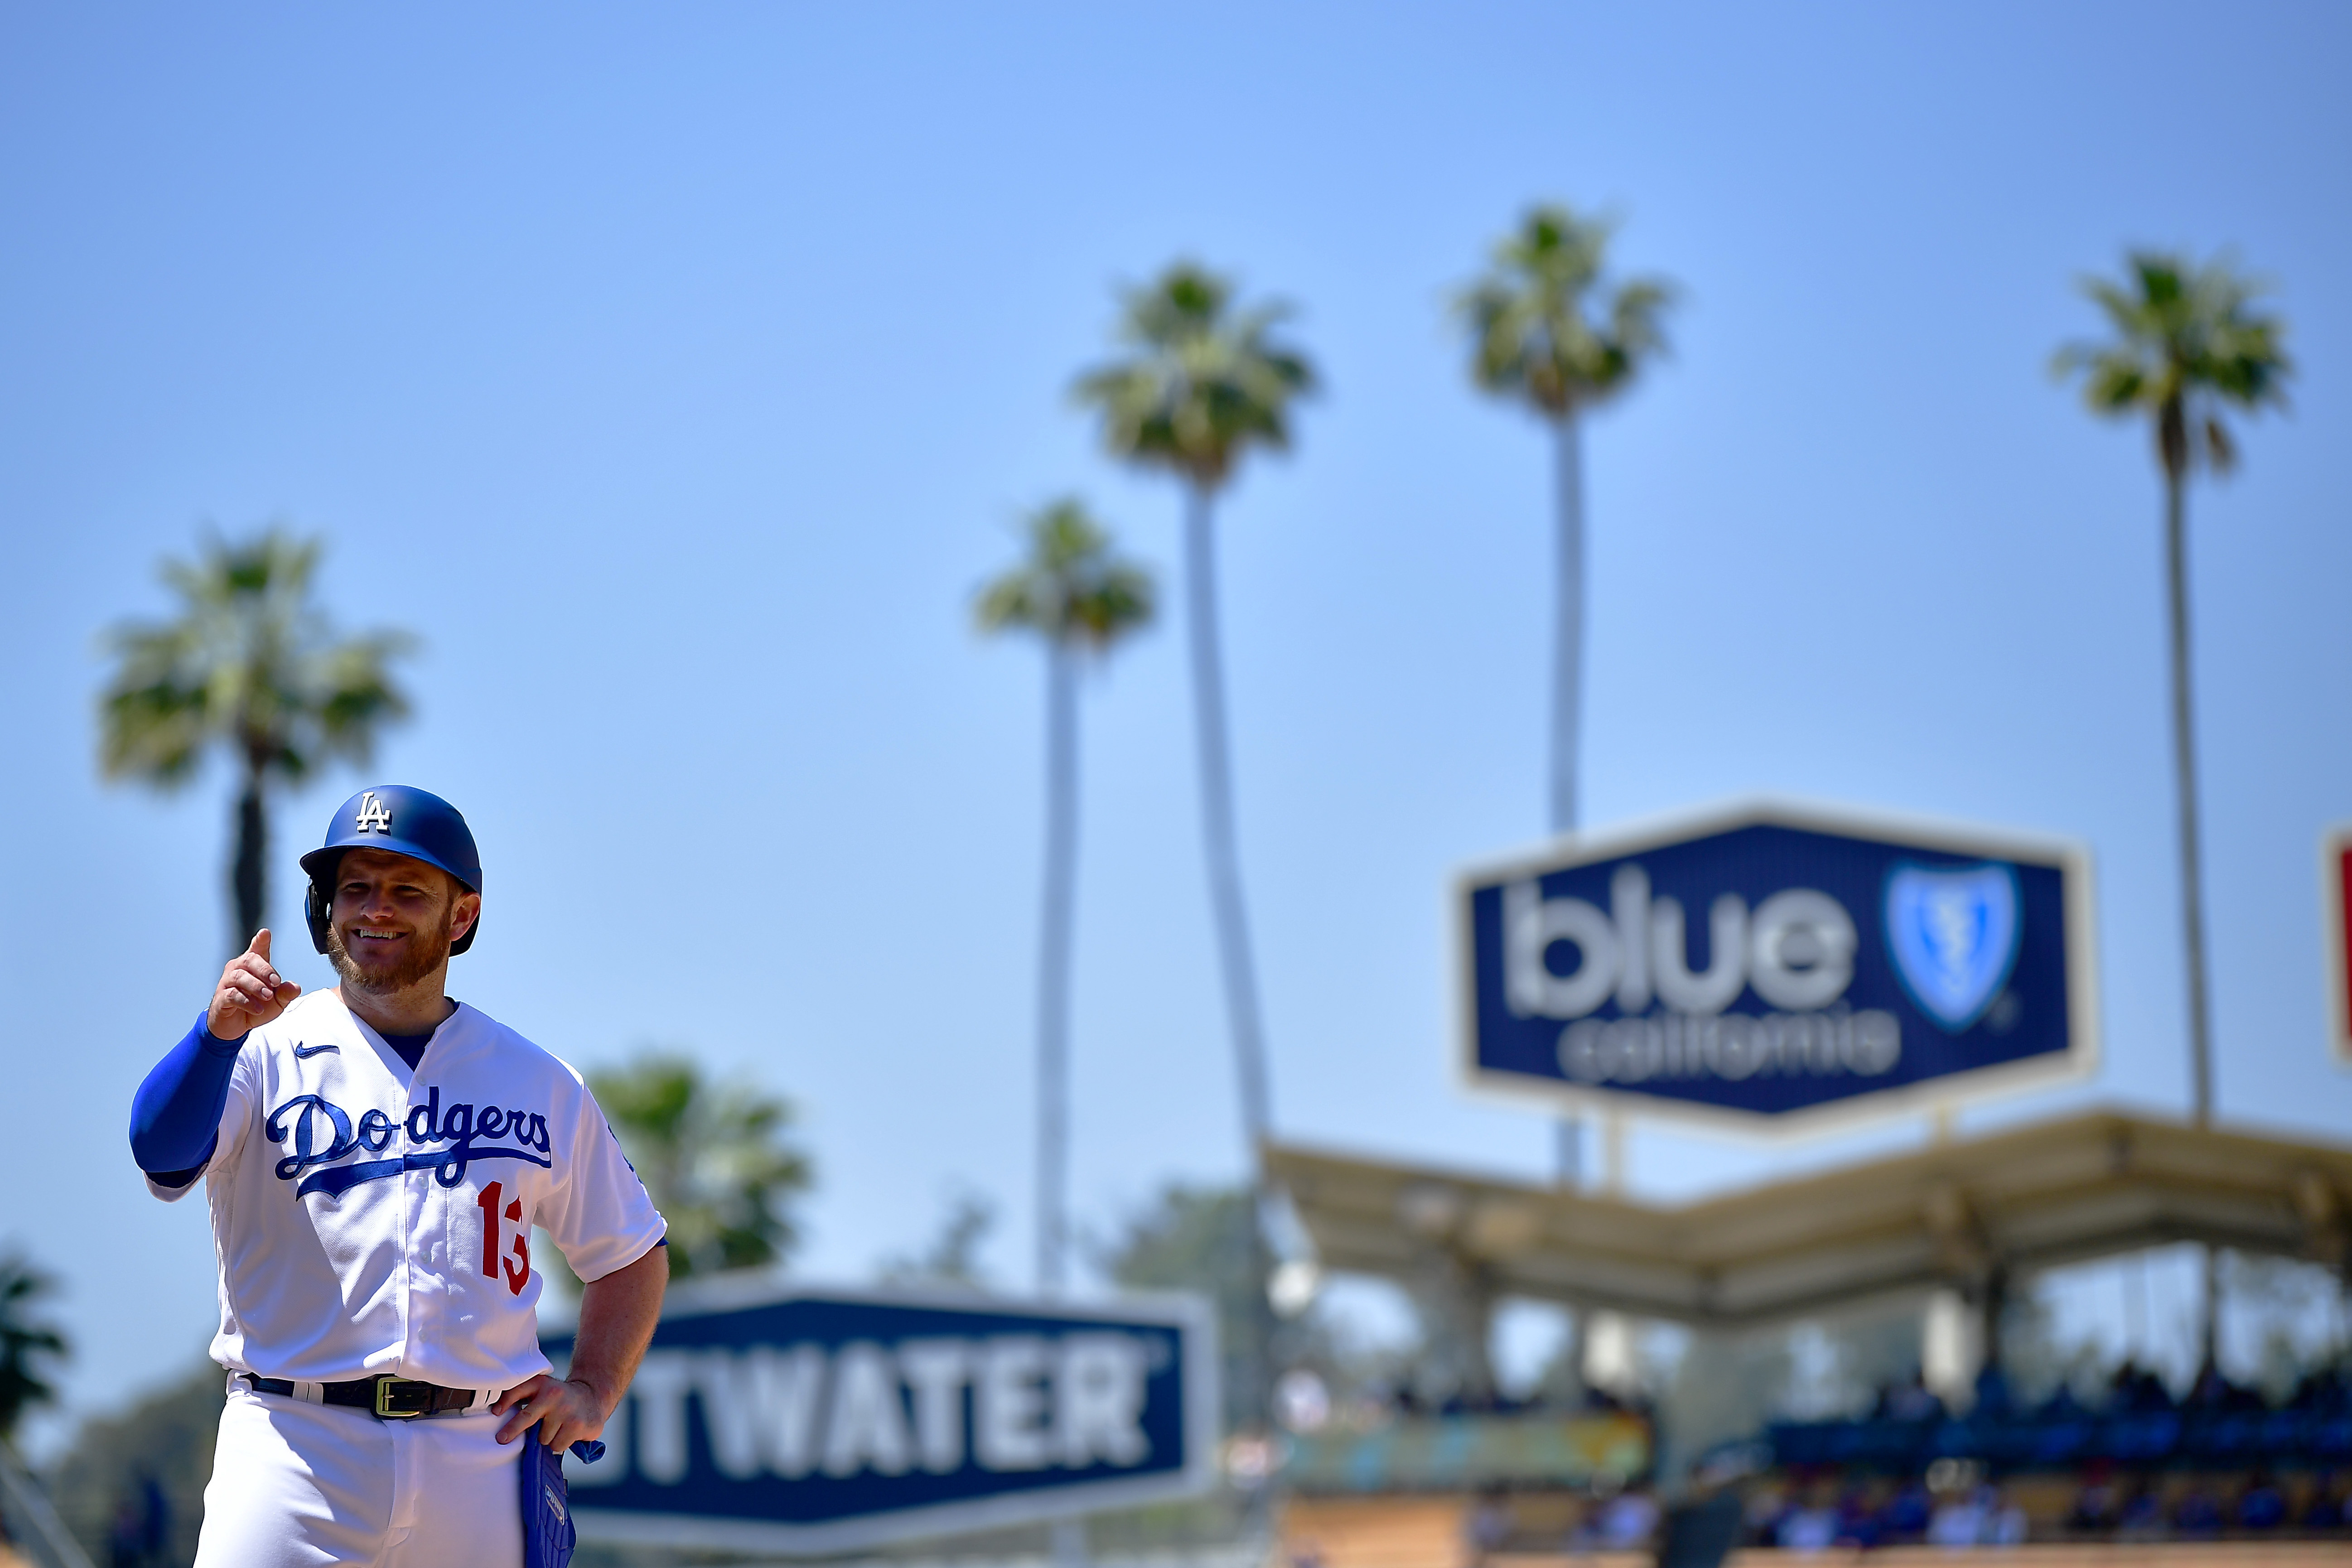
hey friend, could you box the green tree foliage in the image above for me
[975,498,1154,649]
[0,1252,68,1441]
[1100,1184,1268,1433]
[1656,1328,1797,1479]
[1073,264,1314,490]
[2220,1252,2347,1404]
[98,527,414,954]
[1456,204,1674,423]
[976,499,1153,1295]
[48,1361,222,1568]
[2057,251,2292,487]
[878,1188,999,1290]
[586,1052,812,1281]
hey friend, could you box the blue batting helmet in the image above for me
[300,786,484,956]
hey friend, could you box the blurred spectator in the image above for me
[2236,1474,2286,1532]
[1927,1484,2025,1547]
[105,1475,170,1568]
[1775,1500,1838,1552]
[1464,1486,1513,1565]
[2116,1482,2167,1541]
[2288,1367,2348,1413]
[1971,1361,2013,1419]
[1926,1487,1985,1547]
[2037,1382,2090,1422]
[1881,1479,1932,1542]
[1873,1372,1943,1423]
[1831,1485,1881,1550]
[2105,1360,2174,1413]
[2185,1363,2262,1414]
[1594,1488,1660,1550]
[2173,1484,2222,1536]
[1985,1486,2028,1546]
[1742,1484,1790,1548]
[107,1499,146,1568]
[2067,1463,2121,1533]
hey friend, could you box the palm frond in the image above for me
[97,525,416,792]
[976,498,1156,652]
[1451,202,1676,418]
[1073,262,1317,490]
[587,1052,813,1280]
[0,1252,68,1438]
[2056,248,2293,476]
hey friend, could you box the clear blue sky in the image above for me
[4,2,2347,1442]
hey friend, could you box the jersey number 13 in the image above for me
[476,1181,531,1295]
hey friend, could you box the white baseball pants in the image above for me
[196,1381,524,1568]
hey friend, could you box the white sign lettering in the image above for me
[585,1331,1158,1488]
[1505,862,1858,1021]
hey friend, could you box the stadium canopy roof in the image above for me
[1266,1109,2352,1328]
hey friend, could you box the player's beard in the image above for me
[327,906,457,996]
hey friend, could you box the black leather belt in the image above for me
[240,1371,492,1419]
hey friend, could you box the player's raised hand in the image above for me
[209,929,301,1040]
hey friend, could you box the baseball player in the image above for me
[127,785,670,1567]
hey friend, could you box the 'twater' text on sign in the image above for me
[544,1280,1217,1555]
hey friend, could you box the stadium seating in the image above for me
[1738,1364,2352,1545]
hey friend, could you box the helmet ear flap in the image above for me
[305,878,334,955]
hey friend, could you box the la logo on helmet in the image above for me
[354,792,393,835]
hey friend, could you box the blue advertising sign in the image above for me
[1455,798,2097,1129]
[543,1279,1218,1555]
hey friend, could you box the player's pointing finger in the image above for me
[232,951,284,990]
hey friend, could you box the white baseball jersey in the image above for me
[149,987,666,1392]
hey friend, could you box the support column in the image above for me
[1923,1290,1982,1411]
[1583,1311,1639,1399]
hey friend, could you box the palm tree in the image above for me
[2055,250,2289,1138]
[1454,203,1675,837]
[0,1251,68,1442]
[1072,262,1314,1172]
[2055,251,2290,1374]
[99,527,415,955]
[587,1053,813,1281]
[1456,204,1673,1201]
[977,499,1154,1296]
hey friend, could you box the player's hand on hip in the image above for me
[208,929,301,1040]
[493,1373,607,1451]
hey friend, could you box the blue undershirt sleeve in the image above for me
[129,1009,246,1182]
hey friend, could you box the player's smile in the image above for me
[327,847,480,994]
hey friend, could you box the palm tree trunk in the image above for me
[2164,465,2214,1130]
[1181,480,1278,1429]
[1035,640,1079,1298]
[1181,482,1274,1154]
[232,766,267,956]
[2161,459,2221,1368]
[1550,411,1586,838]
[1550,411,1588,1191]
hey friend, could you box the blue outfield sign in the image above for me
[542,1279,1219,1555]
[1455,797,2098,1129]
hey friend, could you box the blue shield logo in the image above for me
[1884,862,2022,1033]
